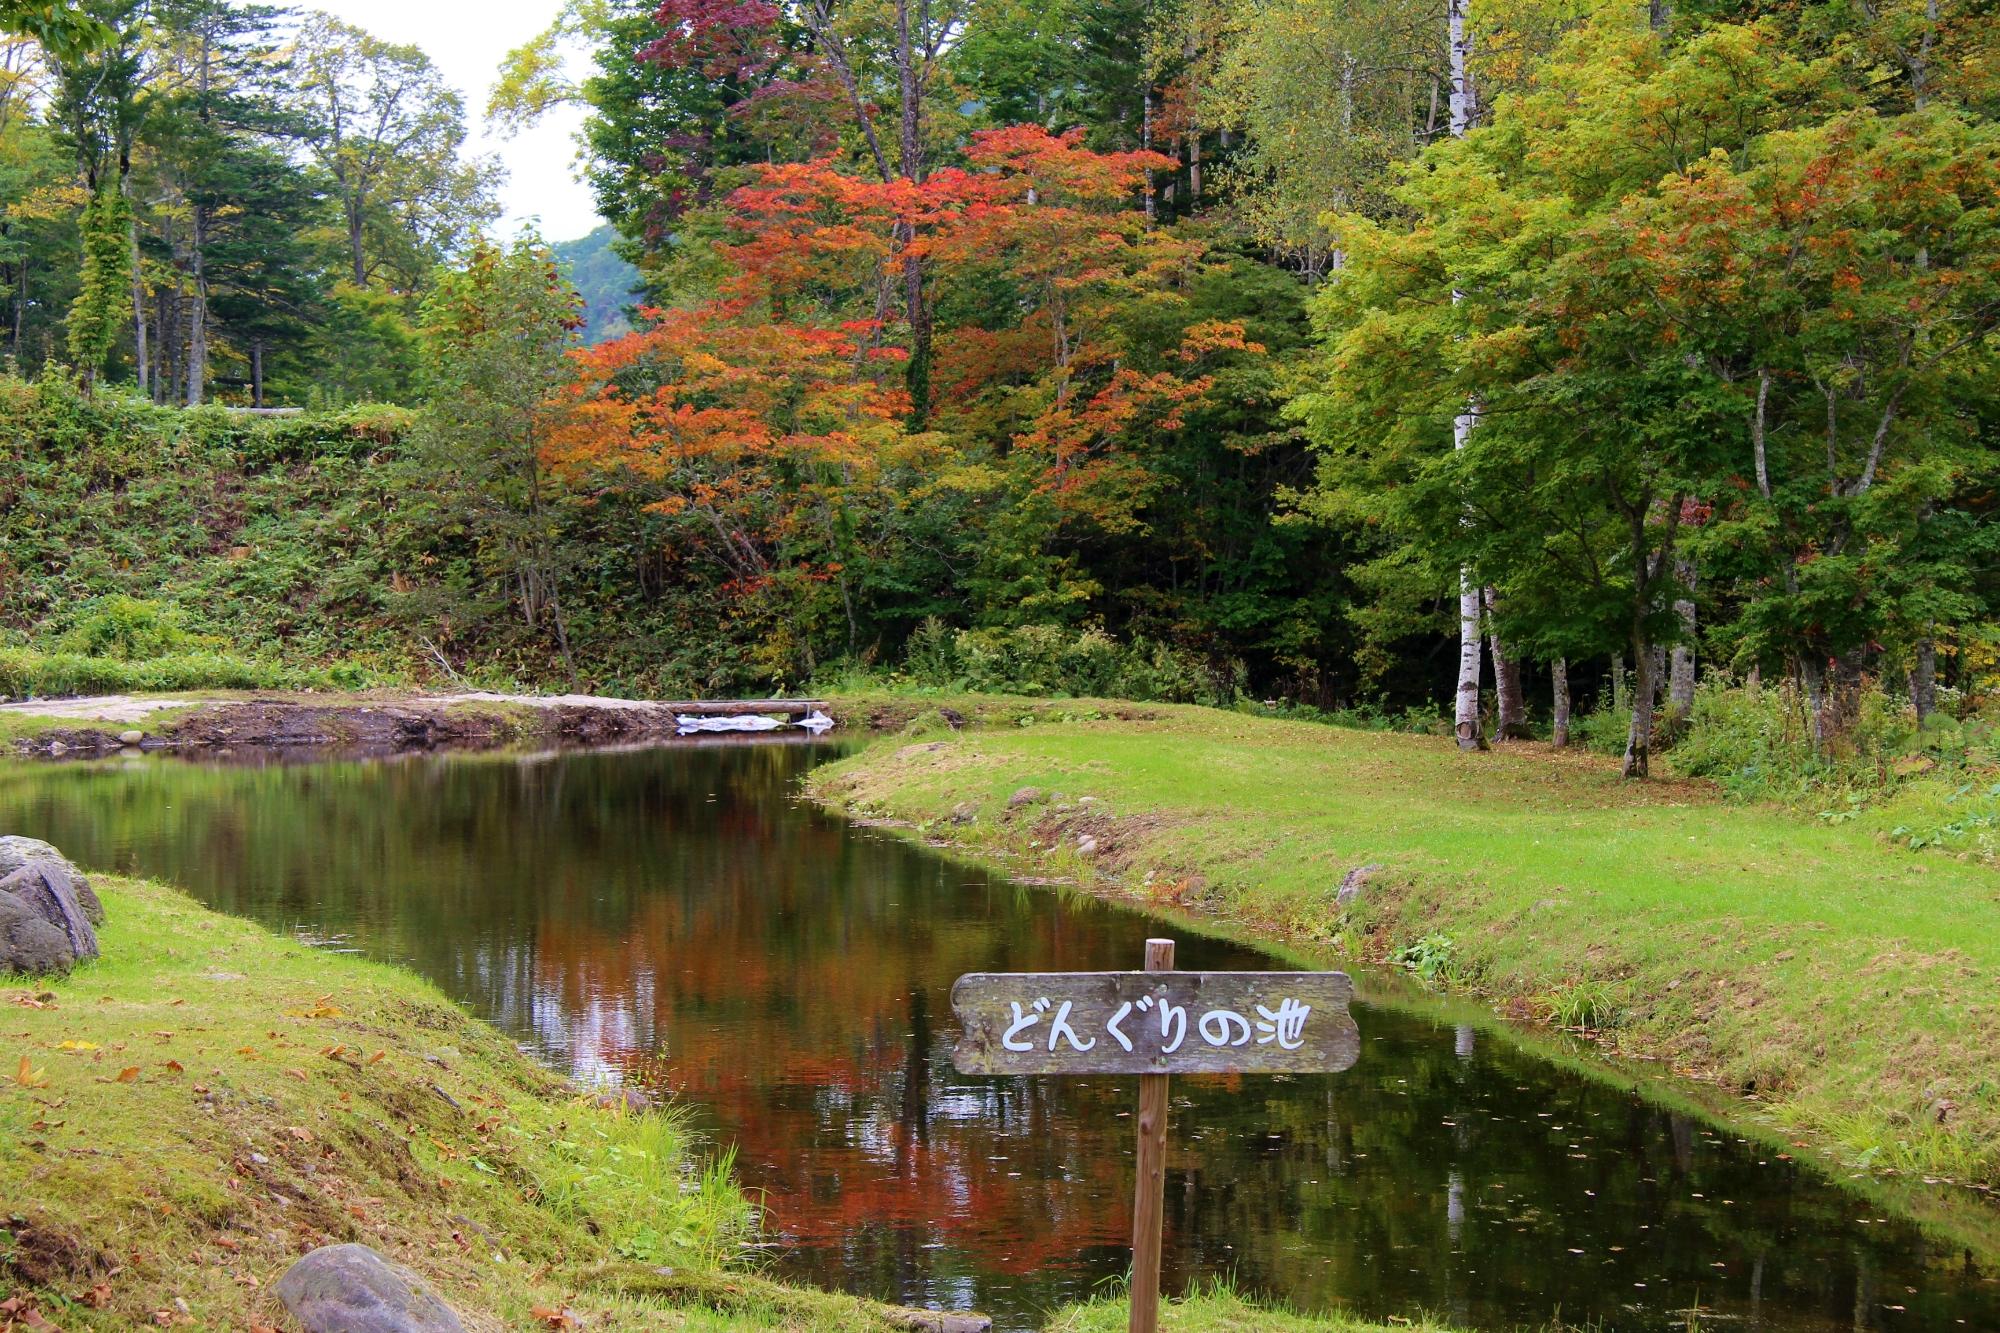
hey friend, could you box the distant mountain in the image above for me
[552,225,642,346]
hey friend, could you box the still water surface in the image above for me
[3,742,1997,1332]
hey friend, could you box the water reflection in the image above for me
[2,744,1995,1332]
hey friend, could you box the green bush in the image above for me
[56,596,206,661]
[0,647,327,699]
[893,618,1240,704]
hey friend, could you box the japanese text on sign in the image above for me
[950,971,1359,1076]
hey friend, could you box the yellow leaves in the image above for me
[286,994,344,1019]
[13,1054,49,1088]
[56,1039,98,1051]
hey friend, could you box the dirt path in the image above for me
[0,694,193,723]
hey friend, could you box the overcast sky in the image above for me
[308,0,601,243]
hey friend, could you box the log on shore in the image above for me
[659,699,830,717]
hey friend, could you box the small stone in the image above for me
[1006,787,1043,810]
[118,729,145,745]
[1336,863,1383,909]
[1076,834,1099,855]
[275,1243,465,1333]
[595,1086,656,1114]
[46,740,66,756]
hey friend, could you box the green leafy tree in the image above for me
[0,0,113,59]
[291,12,499,291]
[407,239,585,686]
[65,176,128,385]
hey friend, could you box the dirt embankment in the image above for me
[1,692,831,757]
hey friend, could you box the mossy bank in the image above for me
[806,704,2000,1194]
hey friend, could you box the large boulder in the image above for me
[0,838,103,924]
[0,840,102,976]
[274,1244,465,1333]
[0,893,78,976]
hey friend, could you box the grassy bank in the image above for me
[0,872,1434,1331]
[806,704,2000,1187]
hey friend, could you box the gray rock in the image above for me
[1336,863,1384,909]
[1075,834,1099,855]
[0,858,101,975]
[0,893,79,975]
[1006,787,1043,809]
[274,1243,465,1333]
[0,838,102,923]
[118,729,145,745]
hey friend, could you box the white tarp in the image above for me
[675,711,836,735]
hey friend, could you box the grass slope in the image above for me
[808,705,2000,1186]
[0,874,1431,1332]
[0,876,937,1329]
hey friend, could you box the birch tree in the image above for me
[1446,0,1484,750]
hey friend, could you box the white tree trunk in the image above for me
[1912,639,1936,724]
[1448,0,1484,751]
[127,200,147,396]
[1551,658,1571,748]
[1668,557,1697,720]
[1456,559,1484,750]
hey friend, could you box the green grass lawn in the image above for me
[809,704,2000,1185]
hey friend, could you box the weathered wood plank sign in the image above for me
[950,940,1358,1333]
[950,970,1358,1075]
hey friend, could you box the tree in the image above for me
[65,175,127,384]
[291,13,498,291]
[0,0,113,59]
[411,239,586,686]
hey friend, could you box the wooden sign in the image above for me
[950,970,1358,1076]
[950,940,1359,1333]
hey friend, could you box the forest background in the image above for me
[2,0,1998,793]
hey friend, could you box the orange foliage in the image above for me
[548,125,1264,584]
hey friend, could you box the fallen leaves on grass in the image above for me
[13,1054,49,1087]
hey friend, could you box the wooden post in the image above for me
[1130,937,1174,1333]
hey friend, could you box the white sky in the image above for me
[305,0,601,243]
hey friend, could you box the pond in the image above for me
[3,741,1996,1332]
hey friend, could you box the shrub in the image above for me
[893,619,1240,705]
[0,647,347,699]
[56,596,206,661]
